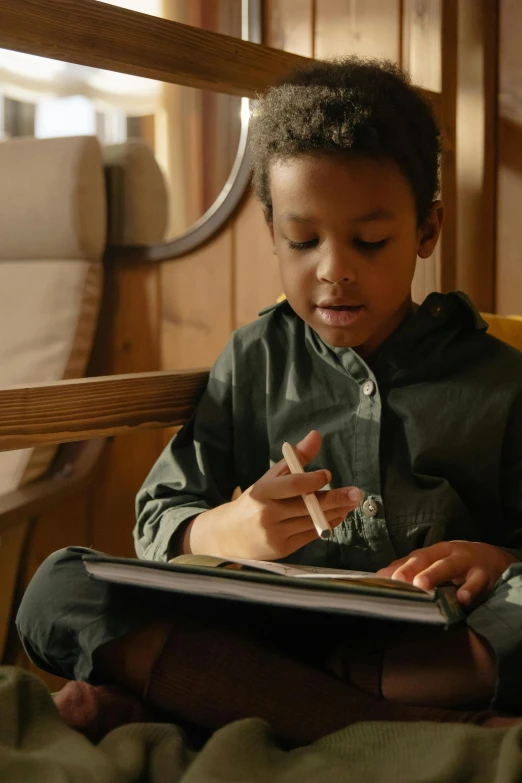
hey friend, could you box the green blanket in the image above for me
[2,666,522,783]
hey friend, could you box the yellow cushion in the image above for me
[482,314,522,353]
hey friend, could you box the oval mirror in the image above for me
[0,0,261,258]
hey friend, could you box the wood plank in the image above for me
[402,0,442,91]
[496,0,522,314]
[88,261,166,556]
[455,0,497,312]
[402,0,443,301]
[232,0,313,330]
[266,0,314,56]
[234,192,282,328]
[0,0,311,98]
[315,0,401,62]
[0,520,31,662]
[0,440,104,533]
[161,226,234,370]
[439,0,458,294]
[0,370,209,452]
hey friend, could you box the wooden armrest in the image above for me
[0,439,106,532]
[0,369,209,453]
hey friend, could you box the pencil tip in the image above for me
[320,529,332,540]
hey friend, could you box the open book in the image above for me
[83,553,465,626]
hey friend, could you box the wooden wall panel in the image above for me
[233,0,314,329]
[265,0,314,57]
[497,0,522,314]
[233,194,280,328]
[438,0,458,295]
[402,0,442,91]
[315,0,400,61]
[87,263,164,557]
[402,0,443,303]
[161,226,234,369]
[455,0,497,312]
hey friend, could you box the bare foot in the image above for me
[54,681,157,742]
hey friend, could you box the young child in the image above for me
[16,58,522,744]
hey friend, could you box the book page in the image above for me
[226,558,433,595]
[227,558,375,578]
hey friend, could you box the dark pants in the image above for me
[16,547,522,712]
[16,547,362,684]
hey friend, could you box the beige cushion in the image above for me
[0,136,105,262]
[0,136,106,495]
[103,141,168,246]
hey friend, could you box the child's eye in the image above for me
[287,239,318,251]
[354,238,388,252]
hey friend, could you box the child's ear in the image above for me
[417,200,444,259]
[264,208,277,255]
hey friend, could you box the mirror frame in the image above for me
[137,0,262,262]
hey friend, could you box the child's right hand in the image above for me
[183,430,362,560]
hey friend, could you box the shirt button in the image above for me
[362,497,379,517]
[362,380,375,396]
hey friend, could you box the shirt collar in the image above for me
[260,292,488,382]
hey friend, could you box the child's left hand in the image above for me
[376,541,519,607]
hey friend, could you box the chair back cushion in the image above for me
[103,140,168,246]
[0,136,106,494]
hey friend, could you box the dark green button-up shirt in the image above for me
[135,292,522,570]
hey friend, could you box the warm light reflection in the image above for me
[35,96,96,138]
[86,69,161,97]
[99,0,162,17]
[0,0,162,98]
[240,97,250,124]
[0,49,65,80]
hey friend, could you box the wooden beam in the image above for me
[0,0,310,98]
[455,0,498,312]
[439,0,458,293]
[0,370,209,452]
[0,0,442,108]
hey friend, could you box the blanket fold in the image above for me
[1,666,521,782]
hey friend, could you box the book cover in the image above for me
[82,554,465,626]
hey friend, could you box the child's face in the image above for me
[268,153,443,356]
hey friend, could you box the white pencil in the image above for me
[282,441,332,540]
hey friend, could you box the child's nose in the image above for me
[316,243,357,284]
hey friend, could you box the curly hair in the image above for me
[249,57,441,225]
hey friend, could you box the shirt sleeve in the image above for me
[499,392,522,562]
[134,339,238,561]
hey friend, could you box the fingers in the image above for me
[285,515,346,554]
[456,567,490,607]
[262,469,333,500]
[383,543,454,584]
[269,430,323,479]
[277,486,362,516]
[411,554,467,591]
[281,508,348,536]
[285,527,321,554]
[293,429,323,468]
[376,542,502,607]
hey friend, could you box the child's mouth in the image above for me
[315,304,365,327]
